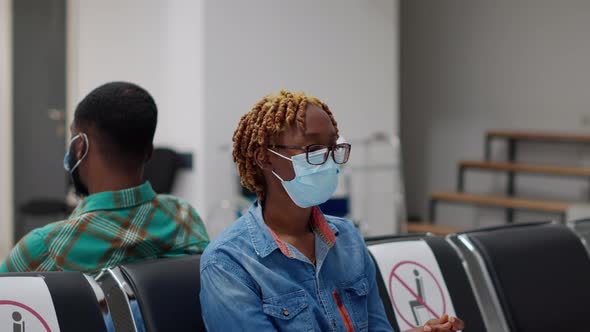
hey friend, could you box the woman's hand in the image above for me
[405,314,464,332]
[423,314,464,331]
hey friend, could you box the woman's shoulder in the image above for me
[323,214,363,239]
[200,215,256,269]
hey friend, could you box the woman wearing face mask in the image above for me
[199,90,464,332]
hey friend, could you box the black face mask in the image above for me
[67,142,90,197]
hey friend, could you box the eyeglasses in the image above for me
[269,143,351,165]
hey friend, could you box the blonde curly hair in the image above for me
[232,90,338,200]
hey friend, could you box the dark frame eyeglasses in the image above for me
[269,143,351,165]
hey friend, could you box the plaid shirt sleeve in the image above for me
[187,205,210,251]
[0,228,48,272]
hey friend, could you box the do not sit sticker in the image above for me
[368,240,457,330]
[0,277,61,332]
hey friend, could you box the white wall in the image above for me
[0,0,13,259]
[68,0,205,213]
[202,0,399,237]
[402,0,590,227]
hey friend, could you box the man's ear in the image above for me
[75,134,87,159]
[254,147,272,171]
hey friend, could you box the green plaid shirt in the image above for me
[0,182,209,276]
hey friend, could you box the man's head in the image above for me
[232,90,343,204]
[67,82,158,196]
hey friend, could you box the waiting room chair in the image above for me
[365,234,486,332]
[97,255,204,332]
[97,267,143,332]
[448,222,590,332]
[568,218,590,257]
[0,271,114,332]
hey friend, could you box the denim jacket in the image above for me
[200,202,394,332]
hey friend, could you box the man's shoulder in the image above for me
[33,215,82,236]
[154,194,198,211]
[31,214,91,245]
[155,193,188,203]
[1,217,77,271]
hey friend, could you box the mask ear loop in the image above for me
[70,133,90,173]
[267,148,293,182]
[267,148,292,161]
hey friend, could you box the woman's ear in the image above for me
[254,147,273,171]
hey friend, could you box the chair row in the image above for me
[0,256,202,332]
[367,220,590,332]
[2,220,590,331]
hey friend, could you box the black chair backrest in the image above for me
[569,218,590,256]
[0,272,111,332]
[463,222,590,331]
[97,268,138,332]
[366,235,486,332]
[119,255,204,332]
[425,236,486,331]
[143,147,181,194]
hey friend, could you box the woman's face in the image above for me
[265,103,338,184]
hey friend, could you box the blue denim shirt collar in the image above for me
[245,201,339,259]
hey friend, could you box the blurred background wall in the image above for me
[402,0,590,228]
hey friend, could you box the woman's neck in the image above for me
[262,192,312,237]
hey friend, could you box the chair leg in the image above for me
[429,199,437,224]
[457,166,466,192]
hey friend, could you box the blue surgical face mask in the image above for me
[268,148,340,208]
